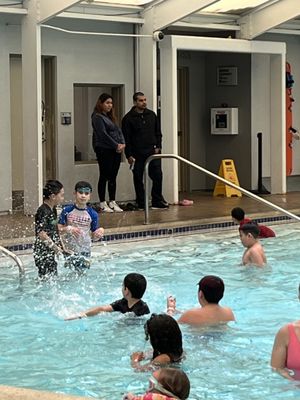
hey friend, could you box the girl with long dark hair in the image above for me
[92,93,125,213]
[131,313,183,371]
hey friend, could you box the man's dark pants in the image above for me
[132,151,163,207]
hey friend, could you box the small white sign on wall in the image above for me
[217,66,238,86]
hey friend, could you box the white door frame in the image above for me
[159,35,286,204]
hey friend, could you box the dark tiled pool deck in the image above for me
[0,191,300,251]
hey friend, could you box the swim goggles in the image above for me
[77,187,92,194]
[148,376,181,400]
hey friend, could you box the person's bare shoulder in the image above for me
[222,306,235,322]
[178,308,204,325]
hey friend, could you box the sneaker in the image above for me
[151,201,169,209]
[108,201,123,213]
[100,201,114,213]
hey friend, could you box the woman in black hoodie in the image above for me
[92,93,125,213]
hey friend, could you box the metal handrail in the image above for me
[144,154,300,225]
[0,245,25,278]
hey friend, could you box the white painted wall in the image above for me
[42,25,135,203]
[1,20,136,212]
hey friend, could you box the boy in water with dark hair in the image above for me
[58,181,104,271]
[65,273,150,320]
[231,207,275,238]
[239,223,266,267]
[167,275,235,326]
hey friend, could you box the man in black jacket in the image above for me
[122,92,168,210]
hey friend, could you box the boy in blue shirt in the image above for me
[58,181,104,270]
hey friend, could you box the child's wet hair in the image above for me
[123,273,147,299]
[231,207,245,221]
[239,223,260,238]
[198,275,224,304]
[158,368,190,400]
[43,180,63,199]
[144,313,183,361]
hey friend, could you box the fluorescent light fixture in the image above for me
[203,0,272,13]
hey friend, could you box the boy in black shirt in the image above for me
[33,180,65,278]
[65,273,150,320]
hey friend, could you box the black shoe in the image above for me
[151,201,169,209]
[136,203,145,211]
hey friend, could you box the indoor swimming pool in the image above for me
[1,223,300,399]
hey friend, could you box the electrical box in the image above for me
[211,108,238,135]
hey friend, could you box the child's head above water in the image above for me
[43,180,64,206]
[198,275,224,304]
[150,368,190,399]
[74,181,92,206]
[75,181,92,194]
[43,180,64,199]
[231,207,245,222]
[239,222,260,238]
[144,314,183,360]
[123,273,147,299]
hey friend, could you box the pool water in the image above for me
[1,223,300,399]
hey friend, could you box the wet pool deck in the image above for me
[0,191,300,248]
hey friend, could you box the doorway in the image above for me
[42,56,57,181]
[177,66,190,192]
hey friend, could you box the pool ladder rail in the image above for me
[0,245,25,278]
[144,154,300,225]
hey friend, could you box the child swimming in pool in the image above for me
[65,273,150,320]
[166,275,235,326]
[239,223,266,267]
[231,207,275,238]
[131,314,183,371]
[271,283,300,380]
[33,180,65,278]
[58,181,104,271]
[123,368,190,400]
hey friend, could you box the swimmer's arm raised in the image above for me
[65,305,113,321]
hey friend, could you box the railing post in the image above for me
[143,153,300,225]
[0,245,25,278]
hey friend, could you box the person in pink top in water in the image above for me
[123,368,190,400]
[271,284,300,380]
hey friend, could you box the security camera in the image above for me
[153,31,164,42]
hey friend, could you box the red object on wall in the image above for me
[286,62,294,176]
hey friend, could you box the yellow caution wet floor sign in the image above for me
[213,159,242,197]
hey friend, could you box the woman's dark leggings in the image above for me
[96,149,121,202]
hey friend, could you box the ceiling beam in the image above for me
[238,0,300,39]
[37,0,83,24]
[58,11,144,24]
[0,6,27,14]
[144,0,219,31]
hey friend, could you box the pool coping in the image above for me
[0,211,298,254]
[0,385,95,400]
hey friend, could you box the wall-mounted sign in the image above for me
[61,112,71,125]
[217,66,238,86]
